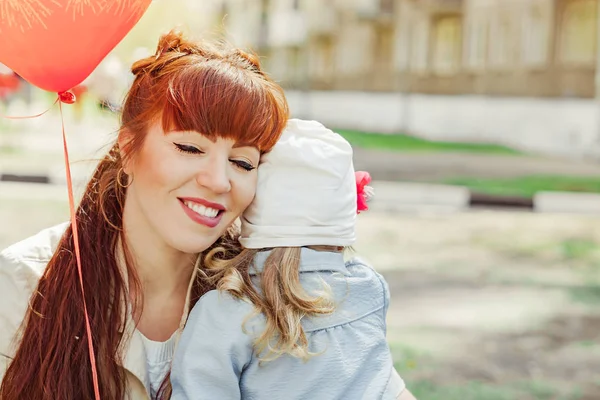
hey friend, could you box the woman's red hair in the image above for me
[0,30,289,399]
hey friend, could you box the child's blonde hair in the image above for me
[201,245,343,362]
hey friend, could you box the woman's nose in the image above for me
[195,158,232,194]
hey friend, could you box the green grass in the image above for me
[409,379,586,400]
[560,239,599,260]
[390,343,585,399]
[0,145,19,154]
[444,175,600,198]
[568,285,600,305]
[577,340,598,348]
[403,380,576,400]
[390,344,432,374]
[336,130,522,155]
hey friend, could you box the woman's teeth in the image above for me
[184,201,219,218]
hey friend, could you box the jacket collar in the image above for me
[250,248,348,276]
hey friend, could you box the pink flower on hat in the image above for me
[355,171,373,214]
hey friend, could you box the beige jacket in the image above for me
[0,223,195,400]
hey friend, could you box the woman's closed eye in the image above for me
[231,159,256,171]
[174,143,203,154]
[175,143,256,171]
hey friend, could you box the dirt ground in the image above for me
[355,210,600,399]
[1,185,599,399]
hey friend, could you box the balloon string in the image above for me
[58,99,101,400]
[0,98,59,119]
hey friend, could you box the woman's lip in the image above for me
[179,199,223,228]
[178,197,226,211]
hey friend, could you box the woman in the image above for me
[0,30,289,400]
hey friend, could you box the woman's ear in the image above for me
[117,128,135,174]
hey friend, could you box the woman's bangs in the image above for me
[161,63,288,152]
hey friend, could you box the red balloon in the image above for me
[0,73,20,98]
[0,0,152,93]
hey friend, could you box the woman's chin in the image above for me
[167,230,224,255]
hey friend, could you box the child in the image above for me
[171,119,413,400]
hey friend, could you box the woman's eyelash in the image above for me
[175,143,255,170]
[174,143,203,154]
[233,160,256,171]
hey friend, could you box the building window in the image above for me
[559,0,597,66]
[464,11,488,70]
[336,25,371,75]
[290,47,303,86]
[409,15,430,73]
[309,39,334,83]
[488,6,519,68]
[394,0,413,71]
[521,0,552,67]
[432,15,462,75]
[394,16,411,71]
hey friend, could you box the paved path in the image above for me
[352,148,600,181]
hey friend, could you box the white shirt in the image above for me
[139,332,177,399]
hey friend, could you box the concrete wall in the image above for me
[285,90,600,158]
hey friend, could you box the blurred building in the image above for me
[206,0,599,97]
[401,0,597,98]
[180,0,600,156]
